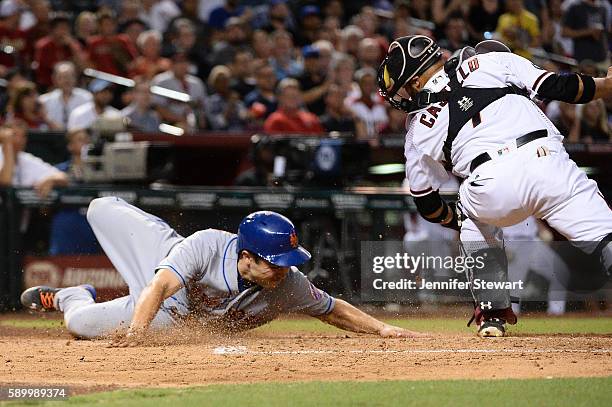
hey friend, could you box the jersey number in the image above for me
[468,59,479,72]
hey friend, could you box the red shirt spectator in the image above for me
[128,30,171,80]
[264,109,324,134]
[0,27,26,70]
[23,0,52,65]
[87,11,138,77]
[263,78,324,134]
[34,15,84,91]
[0,1,27,71]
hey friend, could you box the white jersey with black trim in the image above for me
[404,51,564,195]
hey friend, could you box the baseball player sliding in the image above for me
[378,35,612,337]
[21,197,424,345]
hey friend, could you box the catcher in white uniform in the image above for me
[378,35,612,337]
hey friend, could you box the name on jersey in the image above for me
[418,57,480,129]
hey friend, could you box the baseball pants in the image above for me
[55,197,188,338]
[457,138,611,312]
[459,138,612,252]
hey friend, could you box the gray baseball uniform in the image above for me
[55,197,334,338]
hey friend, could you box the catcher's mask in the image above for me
[377,35,442,114]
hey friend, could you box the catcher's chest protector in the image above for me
[440,60,530,167]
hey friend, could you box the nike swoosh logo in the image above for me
[470,175,494,187]
[469,177,494,187]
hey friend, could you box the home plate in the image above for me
[213,346,248,355]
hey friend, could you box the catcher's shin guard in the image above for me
[462,246,517,328]
[467,247,511,310]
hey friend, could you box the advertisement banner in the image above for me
[23,256,128,301]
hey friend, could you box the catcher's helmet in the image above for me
[377,35,442,113]
[237,211,311,267]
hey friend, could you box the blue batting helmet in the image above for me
[237,211,311,267]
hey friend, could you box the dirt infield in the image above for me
[1,314,611,394]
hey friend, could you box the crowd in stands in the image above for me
[0,0,611,193]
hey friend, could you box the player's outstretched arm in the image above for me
[317,299,427,338]
[109,268,182,347]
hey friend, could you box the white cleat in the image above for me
[477,318,506,338]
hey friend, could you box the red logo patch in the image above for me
[289,231,299,248]
[308,282,322,300]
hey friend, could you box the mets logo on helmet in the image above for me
[290,231,299,248]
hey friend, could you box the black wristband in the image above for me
[424,202,449,223]
[441,201,461,231]
[441,204,460,231]
[415,190,444,220]
[577,74,596,104]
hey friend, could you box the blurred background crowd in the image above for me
[0,0,609,144]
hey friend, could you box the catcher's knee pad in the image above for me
[465,247,511,311]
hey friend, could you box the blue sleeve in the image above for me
[55,161,70,173]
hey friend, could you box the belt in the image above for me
[469,129,548,173]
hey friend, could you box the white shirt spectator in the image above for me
[139,0,181,33]
[67,102,121,132]
[19,10,36,31]
[198,0,225,23]
[0,149,62,187]
[346,97,389,138]
[151,70,207,119]
[39,88,93,129]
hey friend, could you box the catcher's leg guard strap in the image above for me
[468,247,511,311]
